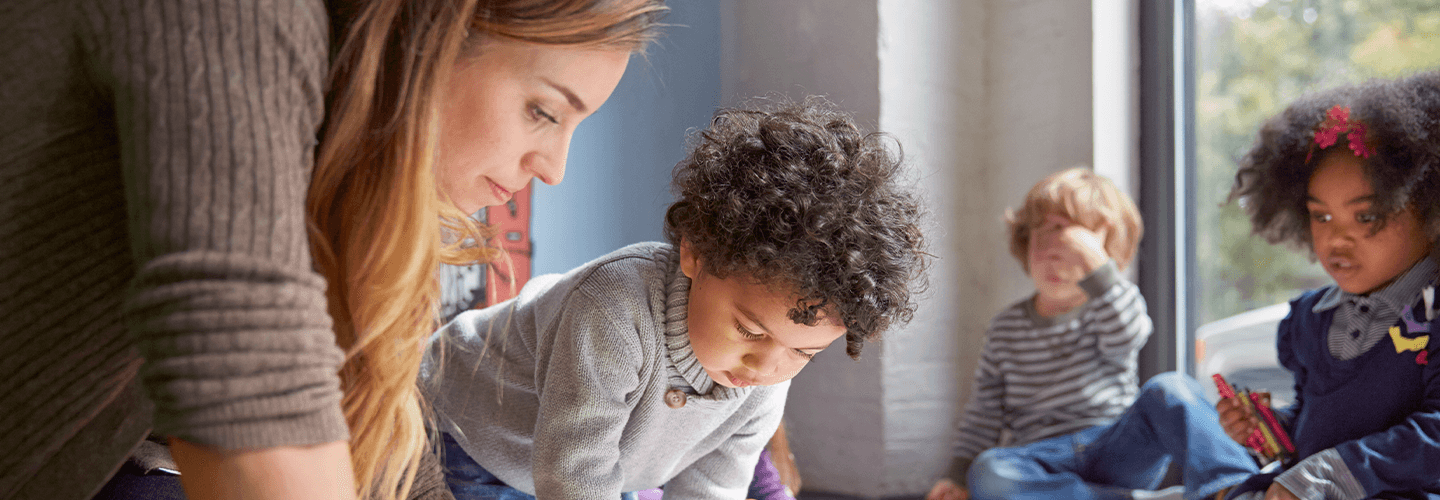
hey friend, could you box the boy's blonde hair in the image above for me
[1006,167,1143,273]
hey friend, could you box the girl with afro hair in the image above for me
[1220,71,1440,499]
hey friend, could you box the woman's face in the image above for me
[436,37,632,215]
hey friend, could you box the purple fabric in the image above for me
[632,448,794,500]
[748,448,794,500]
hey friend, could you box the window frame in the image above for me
[1136,0,1196,380]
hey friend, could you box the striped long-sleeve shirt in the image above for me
[947,262,1153,485]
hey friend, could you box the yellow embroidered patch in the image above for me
[1390,326,1430,353]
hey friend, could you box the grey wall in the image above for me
[530,1,722,275]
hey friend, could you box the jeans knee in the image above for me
[1140,371,1203,405]
[967,449,1022,500]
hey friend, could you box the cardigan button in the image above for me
[664,389,688,409]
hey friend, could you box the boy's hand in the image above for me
[1216,392,1267,446]
[1263,483,1299,500]
[926,478,969,500]
[1049,215,1110,274]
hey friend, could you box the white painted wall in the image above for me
[723,0,1100,496]
[876,0,1095,496]
[1093,0,1141,200]
[874,1,986,494]
[721,2,887,496]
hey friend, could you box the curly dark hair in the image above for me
[663,96,928,359]
[1229,71,1440,253]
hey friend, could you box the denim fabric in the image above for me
[968,372,1258,500]
[441,433,637,500]
[90,462,186,500]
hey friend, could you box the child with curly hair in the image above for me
[928,168,1256,500]
[421,97,928,500]
[1219,72,1440,499]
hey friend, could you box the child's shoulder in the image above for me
[1287,285,1336,314]
[562,241,678,303]
[985,297,1037,331]
[571,242,676,278]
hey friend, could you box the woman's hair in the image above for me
[664,96,928,359]
[307,1,665,499]
[1229,71,1440,254]
[1005,167,1144,273]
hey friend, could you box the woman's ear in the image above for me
[679,238,701,280]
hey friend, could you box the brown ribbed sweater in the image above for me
[0,0,351,498]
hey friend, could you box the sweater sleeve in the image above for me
[1079,261,1153,360]
[85,0,347,448]
[530,290,646,499]
[663,385,787,498]
[947,331,1006,486]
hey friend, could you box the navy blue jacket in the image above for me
[1231,287,1440,499]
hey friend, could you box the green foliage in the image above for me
[1194,0,1440,324]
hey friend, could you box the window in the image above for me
[1175,0,1440,388]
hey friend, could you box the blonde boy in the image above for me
[929,168,1254,500]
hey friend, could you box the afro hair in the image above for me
[1229,71,1440,254]
[663,96,928,359]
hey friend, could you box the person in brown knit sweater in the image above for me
[0,1,664,499]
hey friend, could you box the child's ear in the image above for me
[679,238,701,279]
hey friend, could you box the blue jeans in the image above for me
[441,433,638,500]
[968,372,1258,500]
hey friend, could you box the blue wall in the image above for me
[530,2,722,275]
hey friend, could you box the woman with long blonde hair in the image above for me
[2,0,659,498]
[309,1,666,499]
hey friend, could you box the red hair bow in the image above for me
[1308,105,1372,162]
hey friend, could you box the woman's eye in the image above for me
[1356,212,1380,224]
[529,104,559,125]
[1310,212,1332,223]
[793,349,817,361]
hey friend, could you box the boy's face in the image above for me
[679,242,846,389]
[1307,150,1432,295]
[1027,213,1103,303]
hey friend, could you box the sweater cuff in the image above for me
[946,456,973,487]
[1272,449,1366,500]
[165,402,350,451]
[1078,260,1122,299]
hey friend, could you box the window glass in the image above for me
[1192,0,1440,327]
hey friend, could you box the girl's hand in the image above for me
[1263,483,1299,500]
[926,478,970,500]
[1216,395,1259,446]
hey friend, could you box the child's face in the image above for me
[679,243,847,389]
[1027,213,1102,302]
[1307,150,1432,295]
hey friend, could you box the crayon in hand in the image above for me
[1212,374,1293,462]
